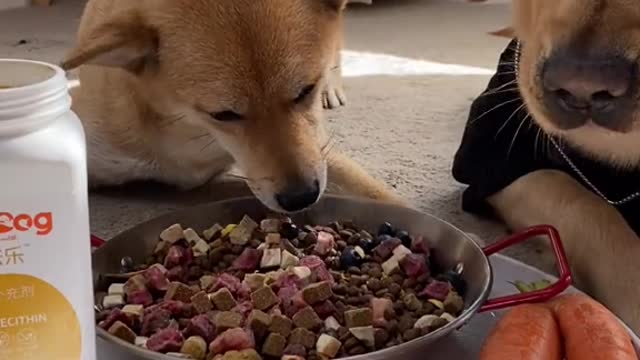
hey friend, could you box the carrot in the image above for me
[550,293,637,360]
[479,303,562,360]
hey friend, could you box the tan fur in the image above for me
[513,0,640,168]
[64,0,404,212]
[488,0,640,333]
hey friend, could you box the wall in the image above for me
[0,0,29,11]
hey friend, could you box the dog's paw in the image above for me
[322,67,347,109]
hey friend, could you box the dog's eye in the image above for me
[294,84,316,104]
[210,110,243,122]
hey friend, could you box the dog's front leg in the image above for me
[488,169,640,333]
[325,152,408,206]
[322,39,347,109]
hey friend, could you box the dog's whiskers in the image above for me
[495,102,527,139]
[476,87,519,99]
[161,113,188,128]
[189,132,211,142]
[199,138,217,153]
[470,97,521,125]
[494,70,517,76]
[507,112,532,157]
[478,79,518,97]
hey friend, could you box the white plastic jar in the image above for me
[0,59,96,360]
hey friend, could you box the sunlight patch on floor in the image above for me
[342,50,494,77]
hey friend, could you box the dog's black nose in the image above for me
[276,180,320,212]
[541,50,637,131]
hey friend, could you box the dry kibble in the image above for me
[344,308,372,328]
[230,215,259,245]
[181,336,208,360]
[251,286,279,311]
[262,333,287,357]
[288,327,316,349]
[302,281,333,305]
[248,310,272,338]
[403,293,422,312]
[244,273,267,291]
[269,314,293,337]
[165,282,196,303]
[292,306,323,330]
[443,291,465,315]
[108,321,136,344]
[191,291,213,314]
[200,275,216,291]
[121,304,144,321]
[214,311,243,330]
[402,328,420,342]
[210,288,237,311]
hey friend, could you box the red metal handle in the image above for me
[91,234,106,249]
[478,225,572,312]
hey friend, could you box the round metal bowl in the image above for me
[92,195,572,360]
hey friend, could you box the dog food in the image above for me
[0,59,96,359]
[96,217,466,359]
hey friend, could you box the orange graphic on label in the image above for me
[0,274,80,360]
[0,212,53,236]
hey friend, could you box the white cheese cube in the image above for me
[103,294,125,309]
[382,257,400,276]
[349,326,375,347]
[261,249,282,269]
[280,250,300,269]
[183,228,203,245]
[160,224,184,243]
[108,283,125,296]
[192,239,210,257]
[316,334,341,359]
[203,223,223,241]
[414,314,440,329]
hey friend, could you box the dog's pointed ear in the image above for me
[323,0,349,11]
[61,11,157,73]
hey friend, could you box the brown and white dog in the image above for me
[455,0,640,333]
[62,0,404,213]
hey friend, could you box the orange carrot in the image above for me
[479,303,562,360]
[550,293,637,360]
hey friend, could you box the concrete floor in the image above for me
[0,0,556,274]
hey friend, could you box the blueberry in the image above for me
[340,246,364,269]
[377,222,396,237]
[436,270,467,296]
[396,230,412,248]
[359,237,376,252]
[280,222,299,240]
[377,234,394,244]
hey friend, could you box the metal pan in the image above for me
[91,195,573,360]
